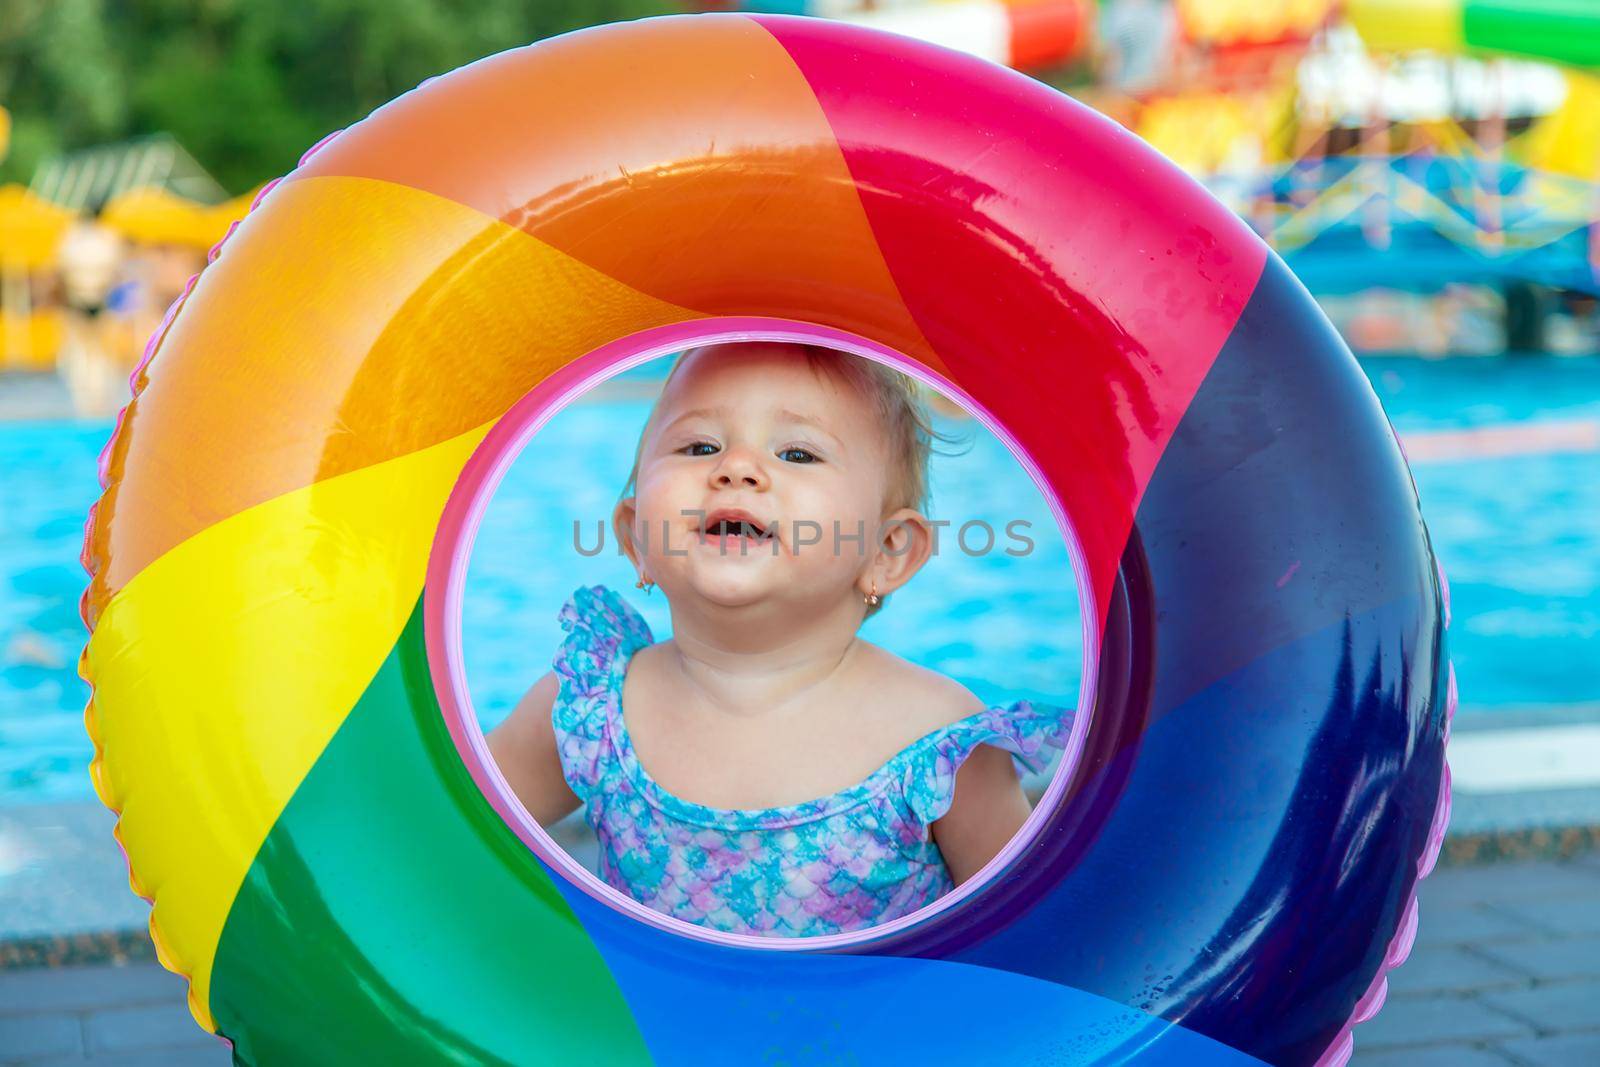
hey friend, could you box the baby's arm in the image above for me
[930,744,1035,886]
[485,671,583,826]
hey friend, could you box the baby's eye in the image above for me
[680,441,719,457]
[779,447,819,464]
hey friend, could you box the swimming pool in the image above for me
[3,355,1597,803]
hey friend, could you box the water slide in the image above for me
[1349,1,1600,178]
[1347,0,1600,69]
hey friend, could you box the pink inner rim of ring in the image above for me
[424,316,1100,951]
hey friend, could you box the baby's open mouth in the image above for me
[696,509,778,546]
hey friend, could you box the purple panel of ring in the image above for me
[868,256,1451,1066]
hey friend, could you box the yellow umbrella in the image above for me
[0,308,65,370]
[0,182,73,369]
[0,183,76,270]
[101,186,234,250]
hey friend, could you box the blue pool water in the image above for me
[2,355,1597,803]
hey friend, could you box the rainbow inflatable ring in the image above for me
[81,14,1454,1066]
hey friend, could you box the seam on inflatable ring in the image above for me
[1312,563,1455,1067]
[740,13,943,375]
[78,123,351,1040]
[79,284,215,1032]
[82,170,709,620]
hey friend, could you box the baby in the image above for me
[488,342,1071,937]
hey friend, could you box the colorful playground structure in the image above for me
[1347,0,1600,70]
[1113,0,1600,349]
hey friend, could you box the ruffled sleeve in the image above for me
[898,700,1075,834]
[550,584,655,804]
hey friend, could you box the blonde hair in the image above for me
[618,343,966,619]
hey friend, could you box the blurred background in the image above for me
[2,2,1598,1064]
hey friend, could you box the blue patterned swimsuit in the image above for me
[550,584,1073,938]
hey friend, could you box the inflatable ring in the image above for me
[81,14,1452,1065]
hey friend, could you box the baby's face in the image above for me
[622,344,892,611]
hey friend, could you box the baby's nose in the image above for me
[711,446,768,488]
[713,467,764,488]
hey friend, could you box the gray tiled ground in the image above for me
[1499,1032,1600,1066]
[0,963,229,1065]
[1475,936,1600,983]
[0,857,1595,1065]
[1347,856,1600,1065]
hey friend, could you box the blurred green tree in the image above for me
[0,0,673,192]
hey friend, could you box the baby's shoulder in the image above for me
[855,641,988,737]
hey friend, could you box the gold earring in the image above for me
[635,575,654,595]
[864,581,880,606]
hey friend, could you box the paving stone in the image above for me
[1499,1031,1600,1066]
[24,1049,229,1067]
[1353,1044,1518,1066]
[0,964,185,1015]
[0,1012,82,1061]
[1387,945,1533,995]
[1417,862,1600,908]
[1357,995,1534,1049]
[86,1003,214,1055]
[1489,896,1600,939]
[1416,903,1549,948]
[1480,980,1600,1034]
[1475,935,1600,984]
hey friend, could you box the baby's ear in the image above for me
[611,497,640,564]
[876,508,936,587]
